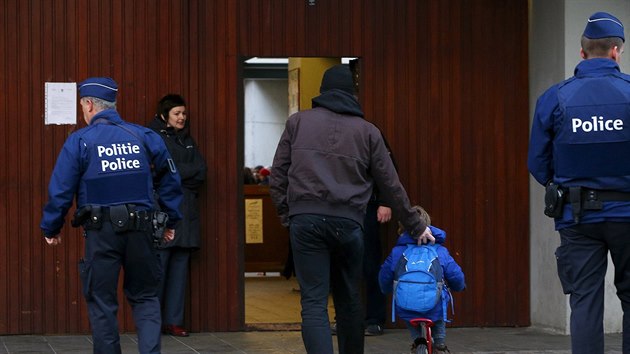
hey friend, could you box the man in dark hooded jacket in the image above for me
[269,64,432,354]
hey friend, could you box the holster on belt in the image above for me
[71,205,102,230]
[151,211,169,245]
[71,205,92,228]
[569,186,582,223]
[544,183,565,218]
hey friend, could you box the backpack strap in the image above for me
[442,285,456,323]
[391,283,396,322]
[391,244,415,322]
[442,286,449,322]
[427,244,450,323]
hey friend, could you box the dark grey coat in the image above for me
[149,115,207,249]
[269,89,425,235]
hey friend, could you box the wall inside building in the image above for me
[529,0,630,334]
[244,58,343,170]
[288,57,339,111]
[244,79,288,169]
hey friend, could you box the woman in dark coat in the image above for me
[149,94,207,337]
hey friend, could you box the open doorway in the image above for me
[241,57,356,329]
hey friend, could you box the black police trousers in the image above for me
[557,222,630,354]
[80,220,162,354]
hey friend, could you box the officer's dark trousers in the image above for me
[362,203,386,327]
[290,214,364,354]
[557,222,630,354]
[157,247,191,326]
[81,222,162,354]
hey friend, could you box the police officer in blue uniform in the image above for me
[40,77,183,354]
[528,12,630,354]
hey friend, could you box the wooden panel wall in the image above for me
[238,0,530,327]
[0,0,528,334]
[0,0,240,334]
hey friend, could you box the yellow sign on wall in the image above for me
[245,199,263,244]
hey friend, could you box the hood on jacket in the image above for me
[312,89,364,117]
[396,225,446,247]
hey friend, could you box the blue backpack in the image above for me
[392,244,446,322]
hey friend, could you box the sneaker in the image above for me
[330,322,337,335]
[434,343,451,354]
[364,324,384,336]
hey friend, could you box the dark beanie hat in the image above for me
[320,64,355,95]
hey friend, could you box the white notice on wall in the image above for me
[45,82,77,125]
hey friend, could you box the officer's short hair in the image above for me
[581,36,624,58]
[157,94,186,121]
[82,96,116,111]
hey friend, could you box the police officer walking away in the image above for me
[40,77,183,354]
[528,12,630,354]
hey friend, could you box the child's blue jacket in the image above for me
[378,225,466,322]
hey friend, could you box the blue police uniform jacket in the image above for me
[40,109,183,236]
[378,226,466,323]
[528,58,630,229]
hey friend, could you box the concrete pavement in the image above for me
[0,327,624,353]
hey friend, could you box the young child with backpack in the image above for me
[379,206,466,354]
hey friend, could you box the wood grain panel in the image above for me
[238,0,530,327]
[0,0,9,335]
[0,0,528,334]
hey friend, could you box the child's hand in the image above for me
[417,226,435,245]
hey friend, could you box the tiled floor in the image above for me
[244,275,336,327]
[244,276,302,324]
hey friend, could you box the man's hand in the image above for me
[45,235,62,246]
[162,228,175,243]
[417,226,435,245]
[376,206,392,223]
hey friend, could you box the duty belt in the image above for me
[103,207,152,232]
[563,187,630,222]
[72,204,152,232]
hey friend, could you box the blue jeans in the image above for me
[290,214,364,354]
[406,320,446,347]
[557,222,630,354]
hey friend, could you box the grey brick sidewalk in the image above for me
[0,327,623,353]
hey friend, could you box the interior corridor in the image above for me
[244,274,336,330]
